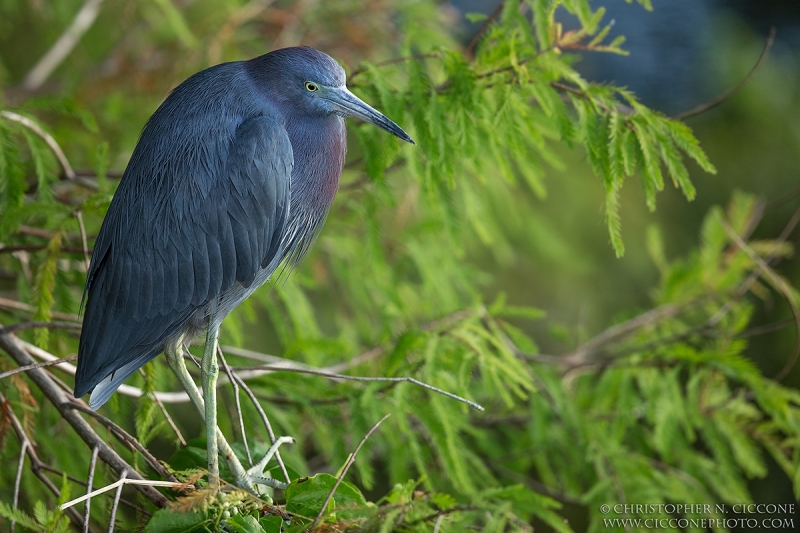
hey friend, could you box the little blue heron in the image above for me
[73,46,414,492]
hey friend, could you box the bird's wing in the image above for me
[75,115,293,406]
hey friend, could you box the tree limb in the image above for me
[0,330,169,507]
[22,0,108,90]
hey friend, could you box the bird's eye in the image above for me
[305,82,318,92]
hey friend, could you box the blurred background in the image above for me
[458,1,800,521]
[1,0,798,528]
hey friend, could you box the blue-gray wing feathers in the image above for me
[75,114,292,406]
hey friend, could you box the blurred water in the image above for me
[451,0,800,114]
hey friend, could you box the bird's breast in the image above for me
[282,114,346,256]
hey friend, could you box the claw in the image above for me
[233,435,295,494]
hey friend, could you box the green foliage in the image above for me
[1,0,798,532]
[0,498,70,533]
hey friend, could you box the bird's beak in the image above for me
[326,87,415,145]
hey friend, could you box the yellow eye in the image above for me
[305,82,318,92]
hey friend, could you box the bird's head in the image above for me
[252,46,415,144]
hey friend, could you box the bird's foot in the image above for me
[232,436,295,494]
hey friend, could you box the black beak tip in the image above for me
[397,130,415,145]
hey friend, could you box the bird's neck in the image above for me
[282,113,346,255]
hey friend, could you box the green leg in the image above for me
[164,336,293,494]
[165,342,248,488]
[202,323,221,489]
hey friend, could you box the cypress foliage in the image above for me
[0,1,796,531]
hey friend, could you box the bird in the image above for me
[73,46,414,492]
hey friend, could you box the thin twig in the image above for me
[22,0,107,90]
[466,2,504,58]
[0,392,88,529]
[546,302,689,369]
[0,110,97,189]
[153,390,186,447]
[75,210,91,271]
[719,216,800,381]
[0,353,77,380]
[223,308,474,375]
[0,321,82,336]
[229,372,290,483]
[69,401,177,483]
[0,244,94,255]
[10,441,28,533]
[410,505,478,526]
[19,338,190,402]
[310,414,391,529]
[74,168,124,179]
[708,207,800,327]
[84,446,99,533]
[136,366,186,446]
[0,296,82,322]
[218,346,252,467]
[349,53,442,80]
[61,479,190,511]
[672,27,776,120]
[0,331,169,507]
[231,364,484,411]
[107,470,127,533]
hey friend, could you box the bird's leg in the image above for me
[164,339,292,494]
[201,323,221,489]
[164,343,249,489]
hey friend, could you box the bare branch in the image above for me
[0,297,82,321]
[217,346,252,467]
[0,244,94,255]
[61,478,190,512]
[465,2,504,58]
[10,441,27,533]
[0,330,170,507]
[11,308,479,410]
[18,338,190,402]
[228,370,290,483]
[310,413,391,529]
[0,110,98,190]
[75,210,91,271]
[154,391,187,447]
[719,215,800,381]
[68,401,177,483]
[0,321,81,336]
[107,470,127,533]
[84,446,99,533]
[231,364,484,411]
[708,207,800,328]
[555,302,689,369]
[0,353,77,381]
[22,0,108,90]
[0,392,88,529]
[672,27,776,120]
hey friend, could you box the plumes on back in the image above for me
[75,48,347,408]
[75,45,413,410]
